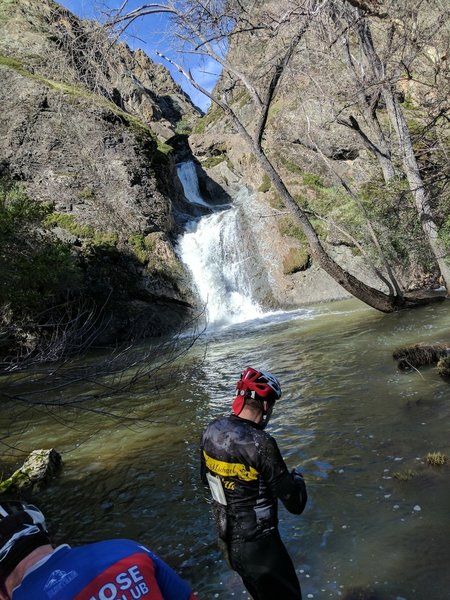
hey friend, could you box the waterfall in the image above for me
[176,161,263,327]
[176,161,211,208]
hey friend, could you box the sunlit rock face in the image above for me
[0,0,201,340]
[188,0,444,307]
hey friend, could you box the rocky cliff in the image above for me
[187,0,448,308]
[0,0,201,357]
[1,0,447,360]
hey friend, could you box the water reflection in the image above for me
[2,299,450,598]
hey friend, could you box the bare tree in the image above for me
[326,0,450,288]
[103,0,448,312]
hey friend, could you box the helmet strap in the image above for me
[232,388,253,416]
[259,400,275,430]
[231,396,245,415]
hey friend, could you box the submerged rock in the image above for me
[436,355,450,378]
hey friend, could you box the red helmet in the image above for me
[232,367,282,416]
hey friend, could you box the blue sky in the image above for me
[58,0,221,111]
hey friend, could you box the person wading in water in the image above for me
[200,367,307,600]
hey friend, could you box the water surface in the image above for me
[2,299,450,599]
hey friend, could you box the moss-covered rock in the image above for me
[0,449,62,494]
[437,355,450,378]
[282,247,311,275]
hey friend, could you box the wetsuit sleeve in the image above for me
[145,548,197,600]
[275,468,307,515]
[258,435,307,515]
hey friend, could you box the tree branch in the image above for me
[255,20,310,147]
[337,115,392,161]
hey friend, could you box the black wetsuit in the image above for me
[200,414,307,600]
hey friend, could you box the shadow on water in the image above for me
[2,298,450,598]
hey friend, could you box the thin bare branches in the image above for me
[106,3,176,25]
[0,296,112,372]
[0,308,208,451]
[99,0,448,315]
[255,20,310,147]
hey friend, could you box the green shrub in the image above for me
[192,106,223,134]
[156,140,173,155]
[238,91,251,108]
[78,189,96,201]
[278,215,305,241]
[229,89,250,108]
[202,155,226,169]
[279,156,303,175]
[0,180,52,235]
[293,194,307,208]
[92,231,118,247]
[0,180,75,311]
[269,193,285,210]
[175,118,192,135]
[302,172,324,188]
[401,95,415,110]
[45,212,119,248]
[45,212,95,238]
[358,177,432,267]
[127,233,148,264]
[258,173,271,193]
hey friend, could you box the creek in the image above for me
[2,299,450,599]
[3,163,450,599]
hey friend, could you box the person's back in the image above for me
[0,500,196,600]
[13,539,193,600]
[200,367,307,600]
[201,413,298,540]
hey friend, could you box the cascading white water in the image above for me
[176,161,211,208]
[176,161,263,327]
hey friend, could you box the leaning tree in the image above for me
[105,0,449,312]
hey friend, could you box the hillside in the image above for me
[0,0,201,362]
[188,0,449,308]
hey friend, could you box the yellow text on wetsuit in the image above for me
[203,451,259,481]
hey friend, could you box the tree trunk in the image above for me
[249,144,403,312]
[339,34,396,181]
[382,87,450,291]
[353,14,450,292]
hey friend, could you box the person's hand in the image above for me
[291,467,304,483]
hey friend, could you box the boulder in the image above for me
[0,449,62,494]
